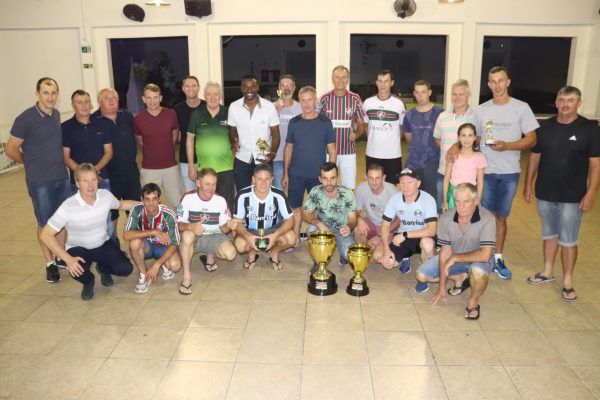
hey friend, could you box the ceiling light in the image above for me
[439,0,464,3]
[146,0,170,6]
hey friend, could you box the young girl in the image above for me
[442,123,487,211]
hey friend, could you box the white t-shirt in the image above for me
[48,189,119,249]
[355,181,399,226]
[363,95,406,159]
[177,192,231,235]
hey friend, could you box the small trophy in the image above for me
[307,230,338,296]
[346,244,372,296]
[255,138,272,163]
[255,228,269,251]
[484,119,495,146]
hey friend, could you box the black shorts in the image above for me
[390,237,422,261]
[110,174,142,220]
[365,155,402,185]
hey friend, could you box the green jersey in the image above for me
[188,106,233,173]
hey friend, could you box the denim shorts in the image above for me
[288,175,320,209]
[416,255,493,279]
[26,178,71,226]
[481,173,520,217]
[537,200,583,247]
[144,240,175,260]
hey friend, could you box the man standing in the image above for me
[283,86,337,246]
[403,80,443,200]
[233,164,296,270]
[380,168,437,273]
[92,88,142,231]
[228,75,280,191]
[134,83,182,208]
[362,70,405,184]
[523,86,600,302]
[420,183,496,321]
[273,74,302,190]
[124,183,182,294]
[187,82,235,209]
[319,65,365,190]
[40,163,135,300]
[475,66,538,280]
[354,164,398,265]
[174,76,204,191]
[433,79,474,210]
[62,90,113,193]
[6,77,71,283]
[178,168,237,295]
[302,162,357,266]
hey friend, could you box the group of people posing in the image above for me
[7,64,599,320]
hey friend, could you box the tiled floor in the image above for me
[0,146,599,399]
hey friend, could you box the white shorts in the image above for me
[336,154,356,190]
[179,163,196,191]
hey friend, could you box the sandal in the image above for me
[562,287,577,302]
[527,272,555,285]
[179,282,192,296]
[243,254,259,269]
[199,255,218,272]
[447,279,470,296]
[465,304,480,320]
[269,257,283,271]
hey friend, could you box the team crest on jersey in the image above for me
[414,210,423,218]
[199,214,210,223]
[346,108,353,117]
[377,111,386,120]
[269,205,277,212]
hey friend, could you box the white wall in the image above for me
[1,0,599,140]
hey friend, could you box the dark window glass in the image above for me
[480,36,572,114]
[110,37,189,112]
[222,35,316,106]
[349,34,447,107]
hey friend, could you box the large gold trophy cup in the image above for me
[346,244,372,296]
[307,230,338,296]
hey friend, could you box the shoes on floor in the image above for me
[135,273,149,294]
[415,281,429,293]
[81,280,95,300]
[494,258,512,280]
[399,258,411,274]
[46,263,60,283]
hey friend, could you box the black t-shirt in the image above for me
[91,109,139,178]
[173,100,204,163]
[532,115,600,202]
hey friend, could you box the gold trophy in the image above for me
[484,119,495,146]
[255,228,269,251]
[346,244,372,296]
[256,138,272,163]
[307,230,338,296]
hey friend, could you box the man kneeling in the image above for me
[124,183,182,294]
[40,163,135,300]
[177,168,237,295]
[420,183,496,320]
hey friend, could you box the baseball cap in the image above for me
[399,168,420,180]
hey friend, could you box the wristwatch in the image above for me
[402,231,408,239]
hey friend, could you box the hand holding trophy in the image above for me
[484,119,495,146]
[255,138,273,163]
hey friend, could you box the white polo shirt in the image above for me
[48,189,120,250]
[227,96,279,163]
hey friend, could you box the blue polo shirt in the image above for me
[61,115,112,182]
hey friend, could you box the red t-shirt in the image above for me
[134,108,179,169]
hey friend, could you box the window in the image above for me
[480,36,572,114]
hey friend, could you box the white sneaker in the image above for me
[135,273,149,294]
[161,265,174,280]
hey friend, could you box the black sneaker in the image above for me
[95,264,114,287]
[81,280,95,300]
[46,263,60,283]
[53,257,68,270]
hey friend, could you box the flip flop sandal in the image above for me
[199,255,218,272]
[243,254,260,269]
[179,282,192,296]
[562,287,577,302]
[465,304,480,320]
[447,279,470,296]
[269,257,283,271]
[527,272,555,285]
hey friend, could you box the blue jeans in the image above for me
[307,224,356,262]
[482,173,520,217]
[272,161,284,191]
[436,173,444,214]
[416,255,493,279]
[537,200,583,247]
[26,178,71,226]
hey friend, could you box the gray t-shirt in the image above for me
[437,206,496,253]
[275,101,302,161]
[355,181,398,226]
[475,98,539,174]
[10,104,67,183]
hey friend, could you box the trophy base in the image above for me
[308,273,337,296]
[346,279,370,296]
[485,140,496,146]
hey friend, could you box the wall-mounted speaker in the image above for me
[123,4,145,22]
[184,0,212,18]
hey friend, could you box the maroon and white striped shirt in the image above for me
[319,90,365,155]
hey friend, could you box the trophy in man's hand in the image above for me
[484,119,495,146]
[256,138,272,163]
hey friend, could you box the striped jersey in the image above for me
[233,186,293,231]
[363,95,406,159]
[125,203,180,246]
[319,90,365,155]
[433,107,475,174]
[177,191,231,235]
